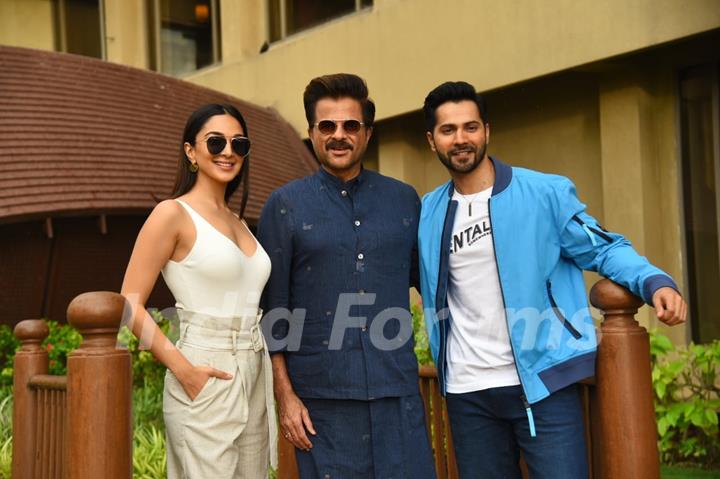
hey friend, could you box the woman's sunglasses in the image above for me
[313,119,365,135]
[205,136,251,157]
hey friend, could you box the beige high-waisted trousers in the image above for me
[163,310,277,479]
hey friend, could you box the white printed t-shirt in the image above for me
[446,186,521,394]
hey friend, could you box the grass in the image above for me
[0,391,12,479]
[662,465,720,478]
[133,424,166,479]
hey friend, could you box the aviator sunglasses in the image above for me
[313,119,365,135]
[204,135,251,157]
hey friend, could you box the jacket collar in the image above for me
[446,156,512,198]
[316,165,366,189]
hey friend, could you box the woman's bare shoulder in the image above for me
[145,199,187,228]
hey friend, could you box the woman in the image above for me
[121,104,276,478]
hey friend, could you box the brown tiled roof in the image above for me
[0,45,317,223]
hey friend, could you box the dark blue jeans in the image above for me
[446,385,588,479]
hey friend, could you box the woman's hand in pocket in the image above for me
[176,364,233,401]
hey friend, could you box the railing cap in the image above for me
[589,278,644,311]
[14,319,49,343]
[66,291,129,332]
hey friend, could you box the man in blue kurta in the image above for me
[258,73,436,479]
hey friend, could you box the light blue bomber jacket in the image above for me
[418,157,678,409]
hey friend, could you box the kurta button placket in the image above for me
[257,166,421,404]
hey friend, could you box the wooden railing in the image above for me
[590,278,660,478]
[12,292,132,479]
[277,279,662,479]
[418,365,458,479]
[12,280,660,478]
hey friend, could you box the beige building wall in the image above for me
[375,62,692,341]
[189,0,720,133]
[0,0,55,51]
[0,0,148,69]
[595,62,688,343]
[103,0,148,69]
[2,0,717,344]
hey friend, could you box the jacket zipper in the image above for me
[571,215,613,244]
[522,395,536,437]
[546,281,582,339]
[488,197,536,437]
[436,198,456,395]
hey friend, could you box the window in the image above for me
[268,0,372,42]
[680,64,720,343]
[53,0,104,59]
[146,0,221,76]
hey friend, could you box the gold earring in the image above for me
[189,162,199,173]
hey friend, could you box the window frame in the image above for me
[268,0,371,43]
[53,0,106,59]
[678,62,720,343]
[146,0,222,75]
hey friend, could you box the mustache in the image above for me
[326,140,353,150]
[449,145,476,156]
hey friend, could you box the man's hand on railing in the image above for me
[652,287,688,327]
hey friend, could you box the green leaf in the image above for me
[705,409,718,427]
[690,407,706,427]
[651,333,674,354]
[679,401,695,417]
[690,344,705,356]
[656,381,667,399]
[664,405,681,427]
[667,359,685,377]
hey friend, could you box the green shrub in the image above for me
[0,320,83,384]
[117,309,173,390]
[133,424,166,479]
[133,381,165,432]
[43,321,82,376]
[126,311,170,478]
[0,312,173,477]
[0,387,13,479]
[0,320,84,379]
[116,309,172,433]
[0,326,19,388]
[412,303,433,367]
[651,331,720,468]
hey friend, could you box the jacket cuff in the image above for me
[642,274,679,305]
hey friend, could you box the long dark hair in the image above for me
[170,104,250,218]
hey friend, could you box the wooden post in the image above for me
[590,279,660,479]
[12,320,49,479]
[66,292,132,479]
[277,432,299,479]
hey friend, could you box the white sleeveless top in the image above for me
[161,199,271,318]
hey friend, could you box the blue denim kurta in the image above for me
[258,167,421,400]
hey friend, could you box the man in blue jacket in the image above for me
[417,81,687,479]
